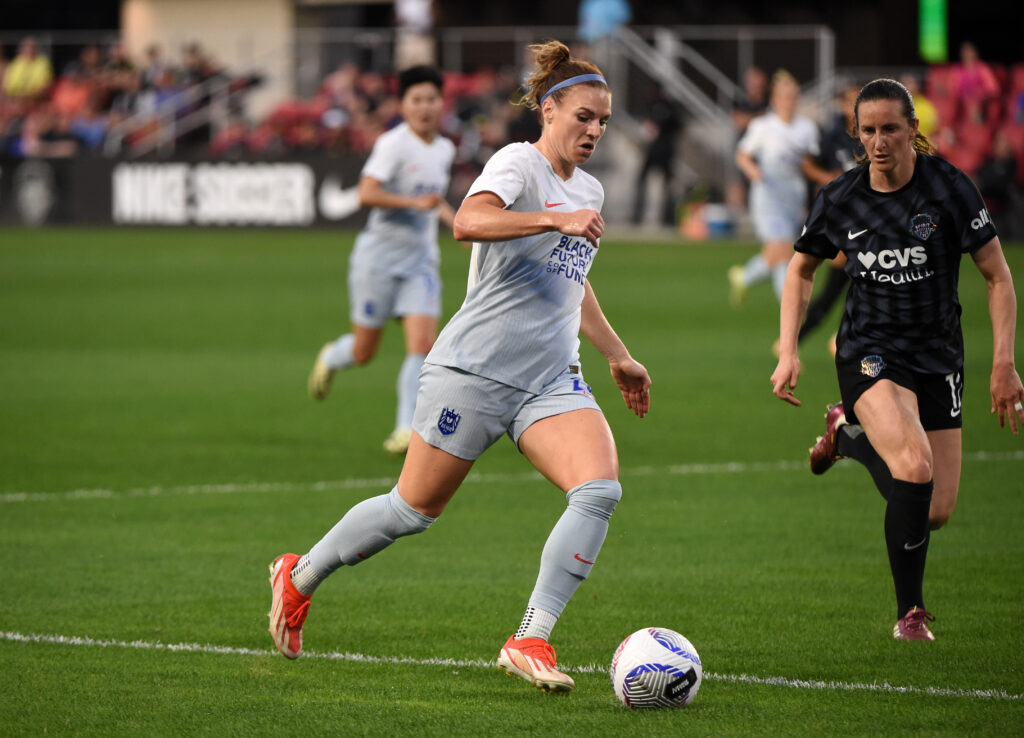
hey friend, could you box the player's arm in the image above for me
[580,279,651,418]
[358,175,441,211]
[770,251,823,407]
[453,192,604,247]
[971,236,1024,433]
[801,154,839,187]
[735,149,762,182]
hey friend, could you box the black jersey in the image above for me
[795,153,997,374]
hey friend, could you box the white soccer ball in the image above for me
[610,627,703,709]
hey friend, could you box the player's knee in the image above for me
[566,479,622,522]
[351,344,377,364]
[386,486,437,536]
[929,493,957,530]
[892,447,932,484]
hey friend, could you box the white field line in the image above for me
[3,450,1022,504]
[1,631,1020,702]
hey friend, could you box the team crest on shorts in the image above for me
[860,354,885,378]
[910,213,937,240]
[437,407,461,436]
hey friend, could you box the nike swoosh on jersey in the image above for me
[904,537,927,551]
[848,228,868,239]
[573,553,595,565]
[545,200,566,208]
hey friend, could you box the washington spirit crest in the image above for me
[437,407,461,435]
[910,213,937,240]
[860,354,885,378]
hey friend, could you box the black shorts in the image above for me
[836,354,964,431]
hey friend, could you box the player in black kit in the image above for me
[770,79,1024,641]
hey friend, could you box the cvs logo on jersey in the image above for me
[856,246,928,270]
[970,207,992,231]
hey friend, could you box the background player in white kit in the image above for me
[269,40,652,694]
[730,70,831,306]
[308,65,456,455]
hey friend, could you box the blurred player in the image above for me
[308,65,455,455]
[730,70,829,306]
[796,82,865,356]
[270,40,651,692]
[771,78,1023,641]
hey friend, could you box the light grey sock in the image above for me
[324,333,356,370]
[290,554,325,596]
[771,262,789,300]
[742,253,770,286]
[515,606,559,641]
[525,479,622,619]
[395,353,425,430]
[306,486,435,576]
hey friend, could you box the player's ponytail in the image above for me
[522,40,605,112]
[853,78,935,163]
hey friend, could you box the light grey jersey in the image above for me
[353,122,455,277]
[427,142,604,393]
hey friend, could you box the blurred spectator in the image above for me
[394,0,437,68]
[951,41,1000,124]
[12,109,78,157]
[900,73,937,138]
[730,65,769,136]
[975,131,1018,217]
[70,96,109,151]
[103,43,138,102]
[816,82,864,175]
[578,0,632,44]
[50,65,94,117]
[726,65,768,211]
[631,87,682,227]
[3,37,53,101]
[141,44,166,90]
[63,45,105,92]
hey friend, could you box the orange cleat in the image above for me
[497,635,575,692]
[268,553,312,659]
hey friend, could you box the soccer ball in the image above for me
[610,627,702,709]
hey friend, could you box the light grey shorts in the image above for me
[750,178,806,243]
[412,363,603,460]
[348,259,442,329]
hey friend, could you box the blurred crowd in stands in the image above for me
[0,36,258,157]
[1,34,1021,230]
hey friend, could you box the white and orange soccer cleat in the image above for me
[728,265,747,309]
[307,343,335,401]
[497,635,575,693]
[382,428,412,456]
[268,553,312,659]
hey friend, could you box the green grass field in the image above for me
[1,228,1021,736]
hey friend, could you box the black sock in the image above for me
[837,424,893,500]
[885,478,933,620]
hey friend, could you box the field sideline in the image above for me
[1,228,1021,735]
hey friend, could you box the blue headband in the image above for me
[539,73,608,105]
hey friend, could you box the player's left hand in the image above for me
[609,357,651,419]
[990,363,1024,435]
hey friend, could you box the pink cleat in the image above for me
[809,403,847,475]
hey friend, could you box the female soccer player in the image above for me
[771,78,1023,641]
[307,65,456,455]
[270,40,651,692]
[730,70,831,306]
